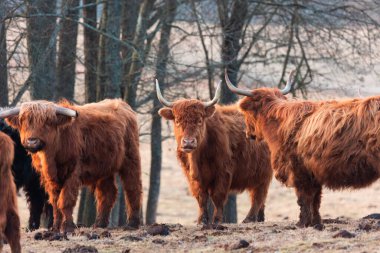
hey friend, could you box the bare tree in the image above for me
[26,0,57,100]
[104,0,122,98]
[146,0,178,225]
[120,0,141,97]
[83,0,99,103]
[56,0,80,100]
[0,0,8,106]
[124,0,157,108]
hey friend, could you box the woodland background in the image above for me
[1,0,380,228]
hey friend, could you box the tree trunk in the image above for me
[146,0,177,225]
[215,0,250,223]
[218,0,248,105]
[96,3,107,101]
[104,0,122,98]
[0,1,8,106]
[120,0,141,97]
[83,0,99,103]
[124,0,156,108]
[26,0,57,100]
[56,0,79,101]
[77,0,99,226]
[77,188,96,226]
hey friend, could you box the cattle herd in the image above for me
[0,70,379,252]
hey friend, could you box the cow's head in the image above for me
[0,101,78,153]
[156,80,221,153]
[225,70,295,141]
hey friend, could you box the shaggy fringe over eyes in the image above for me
[19,102,57,126]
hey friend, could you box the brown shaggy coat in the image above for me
[160,100,272,224]
[239,88,380,227]
[6,99,142,232]
[0,132,21,253]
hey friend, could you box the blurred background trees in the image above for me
[0,0,379,227]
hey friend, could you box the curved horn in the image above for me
[0,107,20,118]
[155,79,174,108]
[280,69,296,95]
[54,106,78,117]
[203,81,222,107]
[224,69,252,97]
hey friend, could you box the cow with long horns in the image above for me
[156,80,272,225]
[0,99,142,232]
[0,131,21,253]
[226,70,380,227]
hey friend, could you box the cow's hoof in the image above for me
[62,220,76,233]
[93,220,108,229]
[296,221,310,228]
[197,214,209,225]
[125,217,140,230]
[242,216,257,223]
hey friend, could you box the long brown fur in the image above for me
[159,100,272,224]
[0,132,21,253]
[239,87,380,227]
[6,99,142,232]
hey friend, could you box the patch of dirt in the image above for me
[7,220,379,253]
[62,245,98,253]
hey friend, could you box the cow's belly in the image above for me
[303,154,380,189]
[79,160,121,185]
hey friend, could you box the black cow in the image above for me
[0,119,53,230]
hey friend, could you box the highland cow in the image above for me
[226,70,380,227]
[0,131,21,253]
[156,80,272,224]
[0,119,52,231]
[0,99,142,232]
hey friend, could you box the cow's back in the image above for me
[58,99,138,182]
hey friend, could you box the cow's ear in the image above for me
[205,106,216,118]
[55,115,75,128]
[158,108,174,120]
[5,116,20,129]
[239,97,255,112]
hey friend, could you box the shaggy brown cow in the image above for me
[0,132,21,253]
[0,99,142,232]
[226,70,380,227]
[156,80,272,224]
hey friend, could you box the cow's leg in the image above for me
[119,140,143,229]
[311,185,322,226]
[0,231,3,253]
[295,186,314,228]
[243,185,268,223]
[57,172,80,233]
[210,174,231,224]
[44,183,62,231]
[190,181,209,225]
[94,176,117,228]
[5,209,21,253]
[24,181,45,230]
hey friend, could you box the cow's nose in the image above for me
[182,138,196,146]
[27,138,39,145]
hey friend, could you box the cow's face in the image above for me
[5,102,74,153]
[159,100,216,153]
[239,88,286,141]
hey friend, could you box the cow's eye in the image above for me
[175,119,180,126]
[197,119,202,125]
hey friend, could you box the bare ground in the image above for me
[5,218,380,253]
